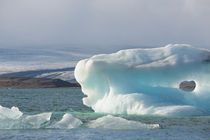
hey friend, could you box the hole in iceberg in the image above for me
[179,80,196,92]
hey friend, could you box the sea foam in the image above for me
[75,44,210,116]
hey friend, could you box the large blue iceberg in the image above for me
[75,44,210,116]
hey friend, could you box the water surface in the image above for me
[0,89,209,140]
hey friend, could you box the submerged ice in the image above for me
[88,115,159,129]
[75,44,210,116]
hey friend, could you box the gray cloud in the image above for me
[0,0,210,49]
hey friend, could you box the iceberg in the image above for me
[75,44,210,116]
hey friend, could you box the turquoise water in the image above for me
[0,88,91,113]
[0,89,210,140]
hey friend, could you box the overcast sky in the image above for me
[0,0,210,49]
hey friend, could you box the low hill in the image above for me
[0,77,80,88]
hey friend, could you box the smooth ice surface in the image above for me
[87,115,159,129]
[24,113,52,129]
[75,44,210,116]
[52,113,83,129]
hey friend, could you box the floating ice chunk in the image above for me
[23,112,52,128]
[87,115,159,129]
[0,105,23,129]
[75,44,210,116]
[0,105,23,120]
[0,105,52,129]
[52,113,82,129]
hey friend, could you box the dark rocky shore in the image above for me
[0,77,80,88]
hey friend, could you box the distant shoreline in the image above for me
[0,76,80,89]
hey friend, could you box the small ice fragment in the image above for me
[52,113,82,129]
